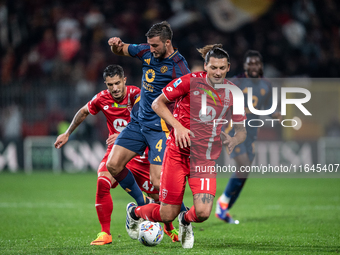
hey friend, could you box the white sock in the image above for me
[220,193,231,204]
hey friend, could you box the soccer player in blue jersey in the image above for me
[107,21,190,240]
[215,50,281,223]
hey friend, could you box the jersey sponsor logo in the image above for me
[173,78,182,88]
[166,87,173,92]
[199,106,216,122]
[224,97,230,107]
[160,66,168,73]
[145,69,155,83]
[198,88,222,106]
[130,88,136,94]
[193,91,200,96]
[162,189,168,199]
[103,105,109,110]
[112,102,127,108]
[153,156,162,162]
[143,81,154,92]
[144,58,151,65]
[113,119,128,132]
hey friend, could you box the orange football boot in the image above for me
[164,228,179,242]
[90,232,112,245]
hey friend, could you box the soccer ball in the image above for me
[138,221,163,246]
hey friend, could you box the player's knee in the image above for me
[147,193,159,202]
[106,160,120,176]
[150,177,160,190]
[161,213,177,223]
[161,214,176,223]
[160,208,178,223]
[195,209,211,222]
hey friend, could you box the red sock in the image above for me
[164,222,175,231]
[95,176,113,235]
[135,203,162,222]
[184,206,203,223]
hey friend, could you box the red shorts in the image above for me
[128,158,157,194]
[159,144,217,205]
[98,147,157,194]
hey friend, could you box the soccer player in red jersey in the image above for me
[54,65,157,245]
[126,44,247,248]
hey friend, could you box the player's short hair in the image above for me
[244,50,263,63]
[103,65,124,80]
[197,44,230,64]
[145,21,173,42]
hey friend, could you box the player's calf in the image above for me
[159,203,181,223]
[192,193,215,222]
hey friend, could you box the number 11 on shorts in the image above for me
[200,178,210,191]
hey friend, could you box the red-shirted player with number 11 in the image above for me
[126,44,247,248]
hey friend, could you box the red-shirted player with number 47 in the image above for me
[126,44,247,248]
[54,65,159,245]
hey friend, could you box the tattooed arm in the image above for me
[54,104,90,149]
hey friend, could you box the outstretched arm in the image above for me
[108,37,130,57]
[152,94,193,148]
[54,104,90,149]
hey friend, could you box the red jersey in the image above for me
[162,71,246,160]
[87,86,140,136]
[87,86,149,166]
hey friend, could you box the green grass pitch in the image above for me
[0,172,339,254]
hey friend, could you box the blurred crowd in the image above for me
[0,0,340,141]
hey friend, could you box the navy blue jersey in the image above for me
[128,44,190,131]
[229,73,273,139]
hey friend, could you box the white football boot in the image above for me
[178,211,194,248]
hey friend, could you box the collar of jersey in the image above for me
[168,49,178,59]
[153,48,177,62]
